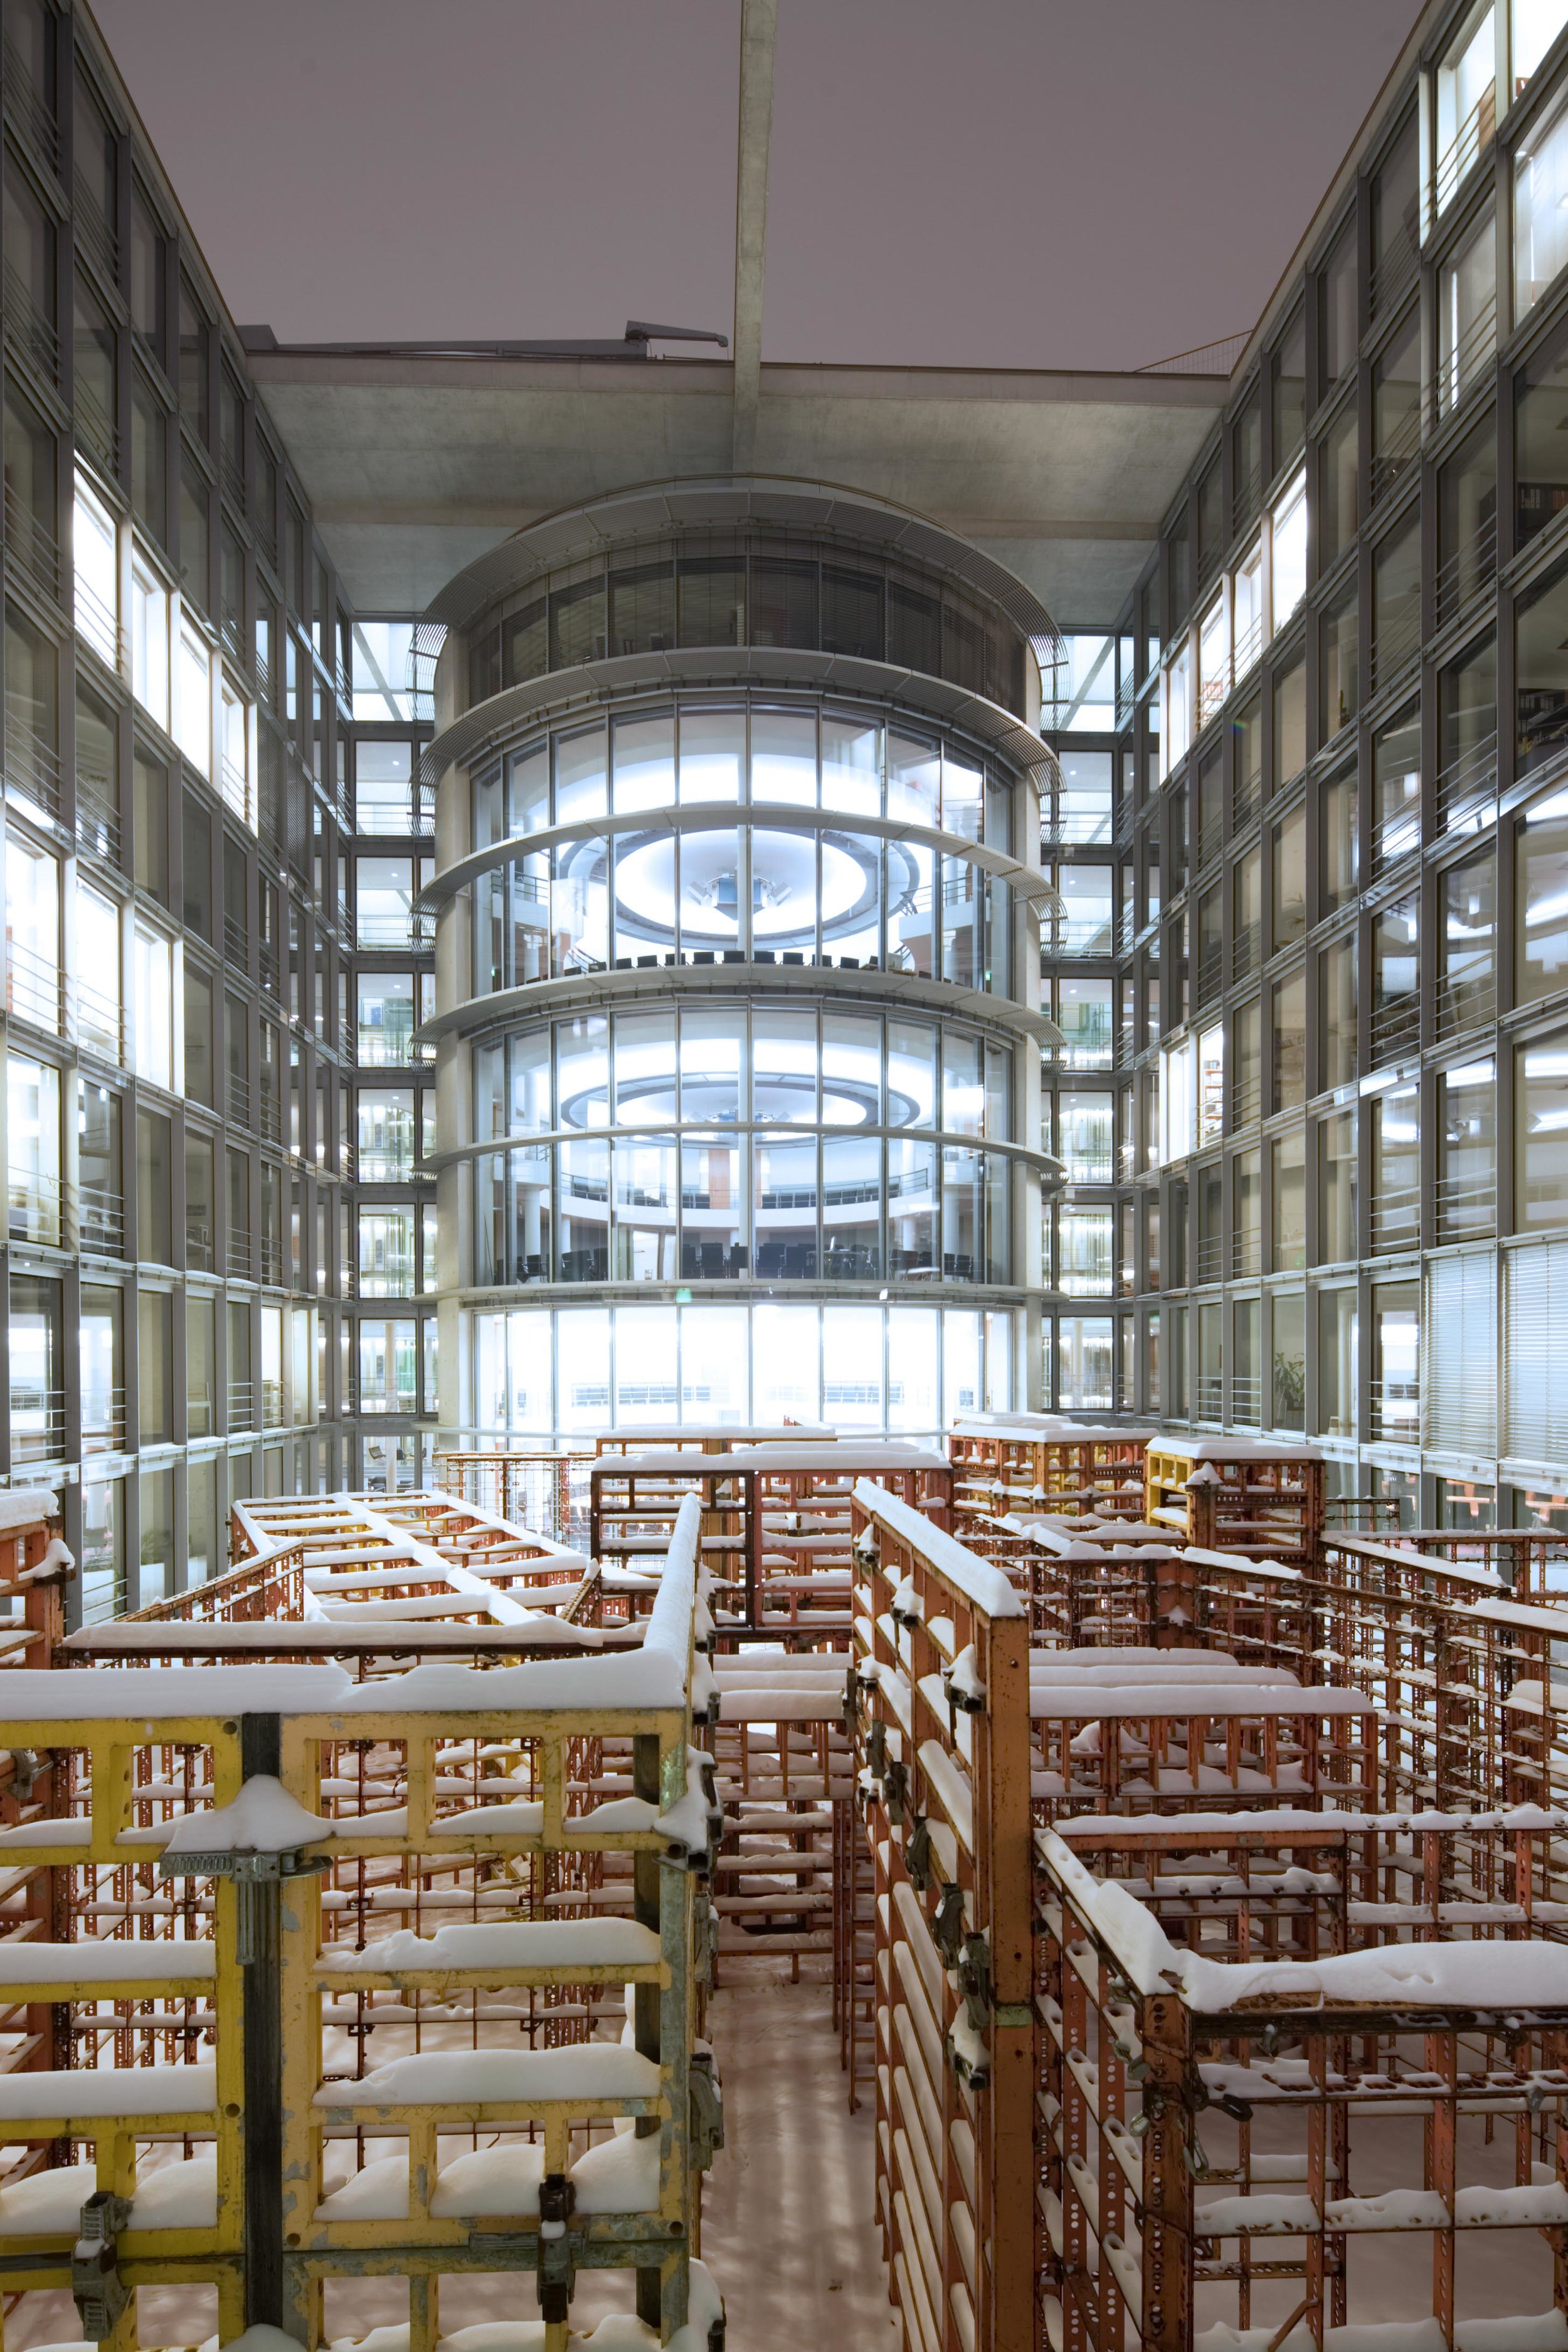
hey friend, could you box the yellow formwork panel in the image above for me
[0,1493,716,2351]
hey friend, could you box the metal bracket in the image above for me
[8,1749,39,1802]
[535,2171,578,2326]
[904,1813,933,1892]
[959,1931,992,2031]
[72,2191,131,2341]
[864,1719,887,1779]
[690,2048,724,2169]
[883,1759,909,1826]
[932,1882,967,1968]
[158,1847,332,1882]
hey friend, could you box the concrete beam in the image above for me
[732,0,778,474]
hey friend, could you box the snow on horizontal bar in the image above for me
[853,1481,1024,1619]
[315,1920,660,1974]
[315,2047,660,2108]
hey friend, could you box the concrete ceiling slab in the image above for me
[250,352,1223,627]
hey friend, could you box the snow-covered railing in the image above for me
[0,1498,723,2350]
[1036,1813,1568,2352]
[948,1417,1155,1526]
[850,1478,1034,2352]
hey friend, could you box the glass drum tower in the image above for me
[420,479,1063,1439]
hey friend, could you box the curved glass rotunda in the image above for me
[420,479,1064,1438]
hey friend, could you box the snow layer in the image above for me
[852,1481,1024,1619]
[0,1491,58,1532]
[314,2047,660,2108]
[0,2063,216,2117]
[163,1775,329,1856]
[315,1920,660,1974]
[0,1937,216,1983]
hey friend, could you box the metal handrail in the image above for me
[1368,1375,1420,1439]
[1434,1168,1496,1234]
[1369,600,1422,694]
[2,38,60,172]
[72,177,117,278]
[2,258,58,383]
[4,706,61,820]
[1436,967,1495,1039]
[1434,731,1497,832]
[227,1379,257,1429]
[75,765,119,862]
[1436,286,1496,415]
[3,480,60,601]
[1434,511,1496,627]
[78,1182,124,1254]
[1369,401,1421,506]
[72,375,117,471]
[81,1384,126,1454]
[1370,995,1420,1062]
[1434,84,1496,214]
[7,1164,61,1245]
[8,1384,66,1464]
[75,972,122,1061]
[6,933,63,1031]
[73,566,121,670]
[1369,1182,1421,1249]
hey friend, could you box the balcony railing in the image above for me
[1435,1168,1496,1238]
[72,374,117,472]
[6,936,63,1032]
[1232,608,1264,684]
[227,1074,253,1130]
[1194,1373,1224,1421]
[73,566,122,670]
[9,1384,66,1466]
[1232,920,1260,983]
[1230,1374,1263,1426]
[78,1182,124,1256]
[7,1163,60,1246]
[72,179,118,281]
[1370,235,1419,321]
[1436,966,1495,1040]
[1194,1234,1225,1285]
[186,1216,216,1274]
[1369,402,1421,508]
[1434,511,1498,629]
[1369,1375,1420,1442]
[3,258,58,385]
[226,1231,253,1281]
[74,764,120,864]
[188,1387,216,1440]
[4,707,61,822]
[4,480,60,603]
[75,973,122,1063]
[1436,287,1497,418]
[1372,793,1422,871]
[227,1380,257,1431]
[81,1384,125,1456]
[1231,1073,1262,1129]
[1370,993,1420,1064]
[3,38,60,174]
[1369,1182,1421,1253]
[261,1379,285,1431]
[1369,598,1422,696]
[1232,1231,1261,1279]
[1435,731,1497,835]
[1232,768,1262,832]
[1195,945,1223,1007]
[1434,85,1496,216]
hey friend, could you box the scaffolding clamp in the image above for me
[157,1845,332,1882]
[904,1812,933,1891]
[932,1880,967,1968]
[72,2191,131,2341]
[690,2047,725,2169]
[534,2171,578,2326]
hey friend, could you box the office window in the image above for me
[1517,1026,1568,1225]
[130,371,166,544]
[175,622,211,776]
[130,556,169,731]
[1516,75,1568,317]
[1370,1084,1421,1253]
[1270,1129,1306,1270]
[73,884,118,1065]
[1322,763,1359,911]
[1320,935,1357,1089]
[5,597,58,825]
[136,1108,172,1266]
[1518,563,1568,782]
[1518,783,1568,1001]
[1320,1108,1358,1261]
[78,1081,122,1255]
[1271,804,1307,950]
[359,1205,416,1296]
[1272,655,1306,788]
[359,1320,418,1414]
[1271,972,1306,1111]
[1371,109,1419,313]
[137,1288,172,1444]
[1319,217,1357,388]
[72,469,115,663]
[1437,413,1498,620]
[6,835,60,1032]
[1371,1281,1419,1441]
[139,1465,173,1606]
[1435,7,1496,216]
[1318,1286,1359,1439]
[134,750,169,905]
[1320,402,1359,568]
[1271,472,1307,625]
[358,1088,415,1182]
[1439,847,1496,1034]
[357,857,415,947]
[1438,204,1496,410]
[1516,1,1568,85]
[186,1130,215,1271]
[1057,1202,1113,1296]
[1373,702,1421,865]
[131,923,176,1088]
[1438,1058,1496,1236]
[1321,586,1360,739]
[7,1054,59,1244]
[1370,898,1420,1063]
[1272,310,1306,470]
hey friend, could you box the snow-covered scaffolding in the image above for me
[0,1495,725,2352]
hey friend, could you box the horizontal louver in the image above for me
[1503,1240,1568,1468]
[1424,1251,1496,1457]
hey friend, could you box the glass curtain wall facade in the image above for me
[423,489,1060,1438]
[1125,0,1568,1523]
[0,0,438,1619]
